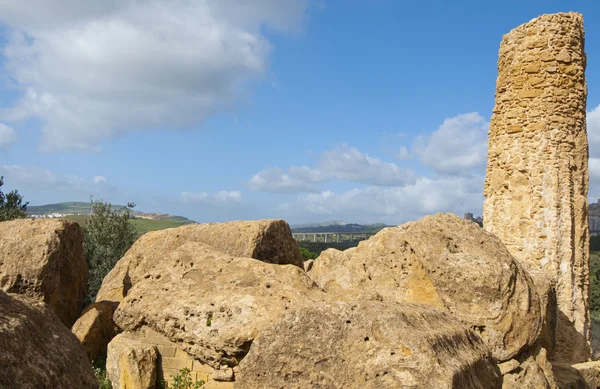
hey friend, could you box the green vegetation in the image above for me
[64,215,189,237]
[299,247,318,261]
[129,218,190,235]
[28,201,129,216]
[93,356,112,389]
[0,176,28,221]
[84,199,138,305]
[297,241,359,256]
[161,368,205,389]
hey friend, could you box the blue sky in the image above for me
[1,0,600,224]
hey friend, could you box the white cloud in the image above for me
[278,175,484,224]
[0,123,17,149]
[414,112,488,175]
[248,144,416,193]
[247,167,321,193]
[0,0,308,151]
[0,164,85,189]
[180,190,242,204]
[93,175,106,184]
[396,146,410,160]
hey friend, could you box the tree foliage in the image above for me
[0,176,28,222]
[299,247,318,261]
[84,198,138,304]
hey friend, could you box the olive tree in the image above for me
[0,176,28,221]
[84,198,138,304]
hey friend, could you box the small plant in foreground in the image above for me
[162,367,205,389]
[92,356,112,389]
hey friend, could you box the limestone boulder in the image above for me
[501,347,558,389]
[0,218,88,327]
[309,213,543,361]
[97,219,303,303]
[113,242,321,368]
[571,361,600,388]
[72,300,119,362]
[0,290,97,389]
[551,363,588,389]
[235,300,502,389]
[107,333,158,389]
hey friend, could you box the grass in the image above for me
[63,215,191,236]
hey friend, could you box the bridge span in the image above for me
[292,232,377,243]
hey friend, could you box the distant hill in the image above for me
[27,201,195,224]
[291,221,390,233]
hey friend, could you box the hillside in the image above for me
[291,221,390,233]
[27,201,195,224]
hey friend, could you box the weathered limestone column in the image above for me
[483,12,589,363]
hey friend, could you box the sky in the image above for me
[1,0,600,225]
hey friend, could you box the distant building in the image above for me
[464,213,474,221]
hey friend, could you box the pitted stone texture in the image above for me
[309,213,543,362]
[235,301,502,389]
[0,218,88,327]
[113,242,322,369]
[97,219,303,303]
[483,12,590,363]
[0,290,97,389]
[123,326,234,388]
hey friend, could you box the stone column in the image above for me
[483,12,589,363]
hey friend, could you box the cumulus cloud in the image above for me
[248,144,416,193]
[0,123,17,149]
[414,112,488,175]
[180,190,242,204]
[396,146,410,160]
[247,167,322,193]
[0,0,308,151]
[278,175,484,224]
[93,175,106,184]
[0,164,86,189]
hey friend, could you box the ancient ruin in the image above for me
[3,11,600,389]
[483,12,590,363]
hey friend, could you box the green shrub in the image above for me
[162,367,205,389]
[0,176,28,221]
[92,357,112,389]
[84,198,138,304]
[299,247,317,261]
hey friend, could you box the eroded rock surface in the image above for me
[107,333,158,389]
[97,219,303,303]
[113,242,321,368]
[501,347,558,389]
[483,11,590,363]
[309,213,543,361]
[236,301,502,389]
[0,218,88,327]
[0,290,97,389]
[72,300,118,362]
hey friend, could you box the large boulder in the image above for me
[235,301,502,389]
[501,347,558,389]
[97,219,303,303]
[0,218,88,327]
[309,213,543,361]
[72,300,119,362]
[0,290,97,389]
[113,242,321,368]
